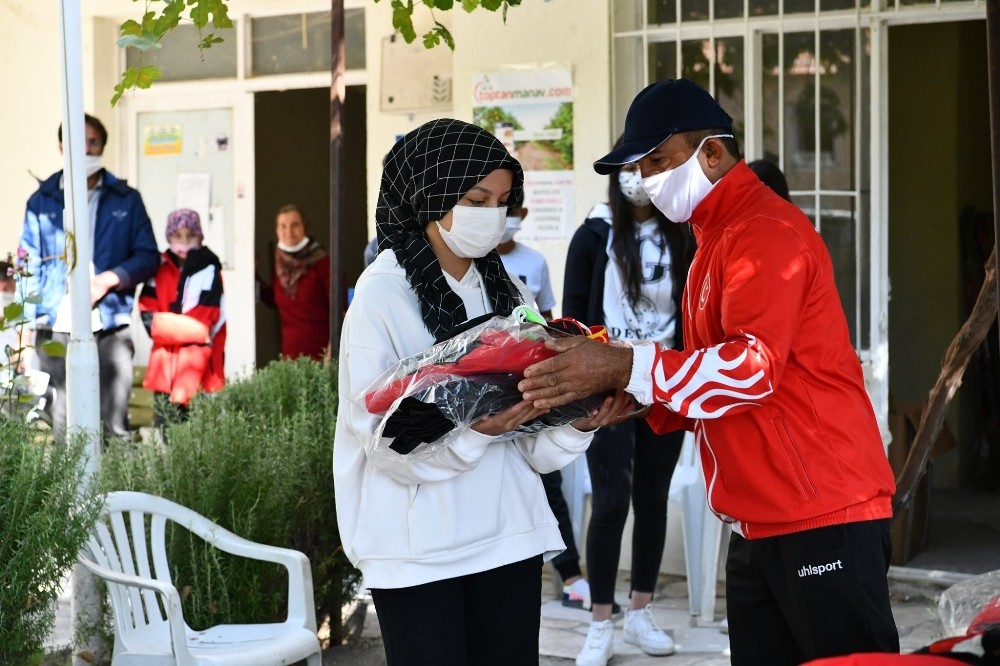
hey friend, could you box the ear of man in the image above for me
[684,128,740,160]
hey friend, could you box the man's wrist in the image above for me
[624,342,656,406]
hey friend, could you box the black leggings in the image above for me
[370,555,543,666]
[585,419,684,605]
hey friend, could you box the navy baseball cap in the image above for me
[594,79,733,175]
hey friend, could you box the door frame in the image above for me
[121,88,257,378]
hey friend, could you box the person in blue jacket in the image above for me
[19,113,159,441]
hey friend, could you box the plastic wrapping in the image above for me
[362,310,612,460]
[938,570,1000,637]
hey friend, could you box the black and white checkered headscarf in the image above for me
[376,118,525,341]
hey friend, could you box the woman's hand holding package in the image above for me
[472,400,550,437]
[571,389,637,431]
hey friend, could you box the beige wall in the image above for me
[364,0,613,317]
[0,4,125,254]
[0,2,64,253]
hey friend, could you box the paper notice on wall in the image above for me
[143,124,183,156]
[471,68,574,241]
[175,173,211,235]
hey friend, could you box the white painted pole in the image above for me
[57,0,103,663]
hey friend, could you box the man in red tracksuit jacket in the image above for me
[519,79,899,665]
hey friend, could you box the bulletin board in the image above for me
[136,108,235,268]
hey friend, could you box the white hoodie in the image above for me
[333,249,594,589]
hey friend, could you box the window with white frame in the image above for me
[612,0,879,350]
[125,9,366,82]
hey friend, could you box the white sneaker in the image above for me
[623,605,675,656]
[575,620,614,666]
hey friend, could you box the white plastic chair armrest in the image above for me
[77,554,191,660]
[194,530,317,631]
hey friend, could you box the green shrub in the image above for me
[100,358,360,638]
[0,427,103,664]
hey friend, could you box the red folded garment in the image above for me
[365,329,558,414]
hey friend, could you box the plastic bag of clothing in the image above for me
[363,308,616,460]
[939,571,1000,638]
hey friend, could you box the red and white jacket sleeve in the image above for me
[625,219,819,433]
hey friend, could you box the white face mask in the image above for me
[277,237,310,253]
[83,154,104,178]
[499,215,521,244]
[436,205,507,259]
[641,134,733,223]
[618,169,651,207]
[0,292,14,308]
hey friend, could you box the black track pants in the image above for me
[726,519,900,666]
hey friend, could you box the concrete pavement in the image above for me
[48,570,949,665]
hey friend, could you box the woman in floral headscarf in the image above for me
[333,119,632,666]
[260,204,330,360]
[139,208,226,409]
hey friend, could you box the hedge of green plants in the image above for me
[0,426,102,664]
[101,358,359,638]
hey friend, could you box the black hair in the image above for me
[58,114,108,147]
[607,136,692,310]
[683,128,741,161]
[748,159,792,202]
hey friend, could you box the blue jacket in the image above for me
[19,169,160,330]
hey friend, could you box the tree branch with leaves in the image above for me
[113,0,233,106]
[113,0,523,105]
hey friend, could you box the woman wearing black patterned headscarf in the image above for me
[334,119,627,666]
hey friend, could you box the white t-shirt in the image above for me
[602,219,676,345]
[499,243,556,313]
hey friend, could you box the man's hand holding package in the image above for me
[518,337,634,409]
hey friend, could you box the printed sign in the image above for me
[472,68,574,241]
[143,124,183,156]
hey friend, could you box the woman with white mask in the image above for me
[334,119,631,666]
[564,137,693,666]
[258,204,330,360]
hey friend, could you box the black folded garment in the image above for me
[383,397,454,454]
[383,373,606,455]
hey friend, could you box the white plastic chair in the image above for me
[668,431,726,622]
[79,491,322,666]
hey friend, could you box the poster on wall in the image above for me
[143,124,183,156]
[471,68,573,241]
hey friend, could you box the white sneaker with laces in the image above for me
[575,620,614,666]
[623,605,675,656]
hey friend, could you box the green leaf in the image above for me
[3,302,23,323]
[422,29,439,49]
[40,339,66,358]
[119,19,142,37]
[116,34,162,51]
[199,33,225,50]
[434,22,455,50]
[135,65,163,89]
[140,10,157,33]
[154,1,185,35]
[391,0,417,43]
[462,0,479,11]
[481,0,503,10]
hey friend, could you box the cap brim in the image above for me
[592,135,670,175]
